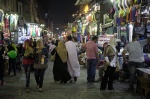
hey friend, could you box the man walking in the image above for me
[84,36,99,82]
[65,35,80,82]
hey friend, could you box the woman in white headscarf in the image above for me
[100,37,117,91]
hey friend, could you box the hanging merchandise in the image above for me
[5,15,10,29]
[125,1,130,23]
[0,10,4,23]
[131,6,137,22]
[118,0,124,17]
[9,14,19,31]
[128,23,133,42]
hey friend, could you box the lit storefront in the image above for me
[0,9,4,40]
[26,23,41,37]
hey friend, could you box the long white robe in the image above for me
[65,41,80,79]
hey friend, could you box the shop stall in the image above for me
[0,9,4,40]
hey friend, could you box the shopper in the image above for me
[100,37,117,91]
[83,36,99,82]
[122,34,150,92]
[22,39,34,92]
[98,42,108,81]
[51,40,71,84]
[0,40,5,86]
[34,39,48,92]
[7,41,18,77]
[49,41,56,56]
[65,35,80,82]
[3,40,9,75]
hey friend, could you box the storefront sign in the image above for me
[98,34,114,46]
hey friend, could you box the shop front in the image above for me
[3,13,19,41]
[111,0,148,42]
[19,23,42,43]
[0,9,4,40]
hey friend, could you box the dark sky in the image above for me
[37,0,78,26]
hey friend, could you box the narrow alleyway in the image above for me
[0,61,142,99]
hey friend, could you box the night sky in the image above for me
[37,0,78,26]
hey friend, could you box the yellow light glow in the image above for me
[84,4,89,13]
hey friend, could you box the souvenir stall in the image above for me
[26,23,42,38]
[0,9,4,40]
[77,3,101,66]
[112,0,147,42]
[100,13,114,47]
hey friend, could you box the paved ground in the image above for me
[0,61,145,99]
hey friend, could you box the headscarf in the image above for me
[36,39,45,49]
[56,40,67,63]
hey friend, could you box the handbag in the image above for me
[50,52,56,62]
[16,56,21,64]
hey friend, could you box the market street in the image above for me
[0,61,142,99]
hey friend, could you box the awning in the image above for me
[75,0,92,5]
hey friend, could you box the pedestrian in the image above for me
[51,40,71,84]
[65,35,80,82]
[98,42,108,81]
[100,37,118,91]
[0,40,5,86]
[16,44,23,71]
[49,40,56,56]
[34,39,48,92]
[3,40,9,75]
[22,39,34,92]
[83,36,99,82]
[7,41,18,77]
[122,34,150,92]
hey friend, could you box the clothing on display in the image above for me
[5,16,9,29]
[0,11,3,23]
[128,23,133,42]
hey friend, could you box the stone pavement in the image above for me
[0,61,144,99]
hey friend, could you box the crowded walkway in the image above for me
[0,61,143,99]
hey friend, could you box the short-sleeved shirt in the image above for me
[124,40,147,62]
[85,41,98,59]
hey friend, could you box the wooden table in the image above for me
[137,68,150,97]
[137,68,150,79]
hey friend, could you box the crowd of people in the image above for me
[0,35,81,92]
[0,33,150,95]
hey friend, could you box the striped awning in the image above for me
[75,0,92,5]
